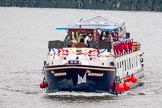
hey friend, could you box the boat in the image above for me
[40,16,144,95]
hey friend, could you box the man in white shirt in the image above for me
[84,32,93,47]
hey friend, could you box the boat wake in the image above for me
[46,91,114,96]
[43,92,117,101]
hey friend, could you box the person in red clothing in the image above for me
[114,42,121,56]
[113,43,118,56]
[128,39,133,52]
[118,42,122,55]
[123,40,128,54]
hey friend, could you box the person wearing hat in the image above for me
[84,32,93,47]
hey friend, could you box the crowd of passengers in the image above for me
[64,29,127,47]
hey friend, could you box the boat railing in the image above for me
[48,40,112,50]
[48,40,68,50]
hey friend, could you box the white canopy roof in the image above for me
[77,16,124,26]
[56,16,125,30]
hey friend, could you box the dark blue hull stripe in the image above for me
[45,65,116,72]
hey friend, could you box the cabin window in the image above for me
[132,57,136,68]
[136,56,138,67]
[117,62,119,69]
[134,57,136,68]
[132,58,134,69]
[124,60,126,71]
[129,58,131,70]
[127,59,129,70]
[122,60,124,72]
[120,61,122,68]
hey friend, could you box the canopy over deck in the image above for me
[55,16,124,31]
[78,16,124,26]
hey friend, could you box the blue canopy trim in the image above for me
[55,26,71,30]
[55,25,122,31]
[55,25,78,30]
[99,25,122,30]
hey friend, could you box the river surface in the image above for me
[0,7,162,108]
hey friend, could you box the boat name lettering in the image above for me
[54,72,67,76]
[88,73,103,77]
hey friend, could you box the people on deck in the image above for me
[77,33,83,43]
[100,31,104,40]
[71,36,78,47]
[84,32,93,47]
[101,33,107,41]
[64,34,72,47]
[106,33,114,42]
[80,35,85,42]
